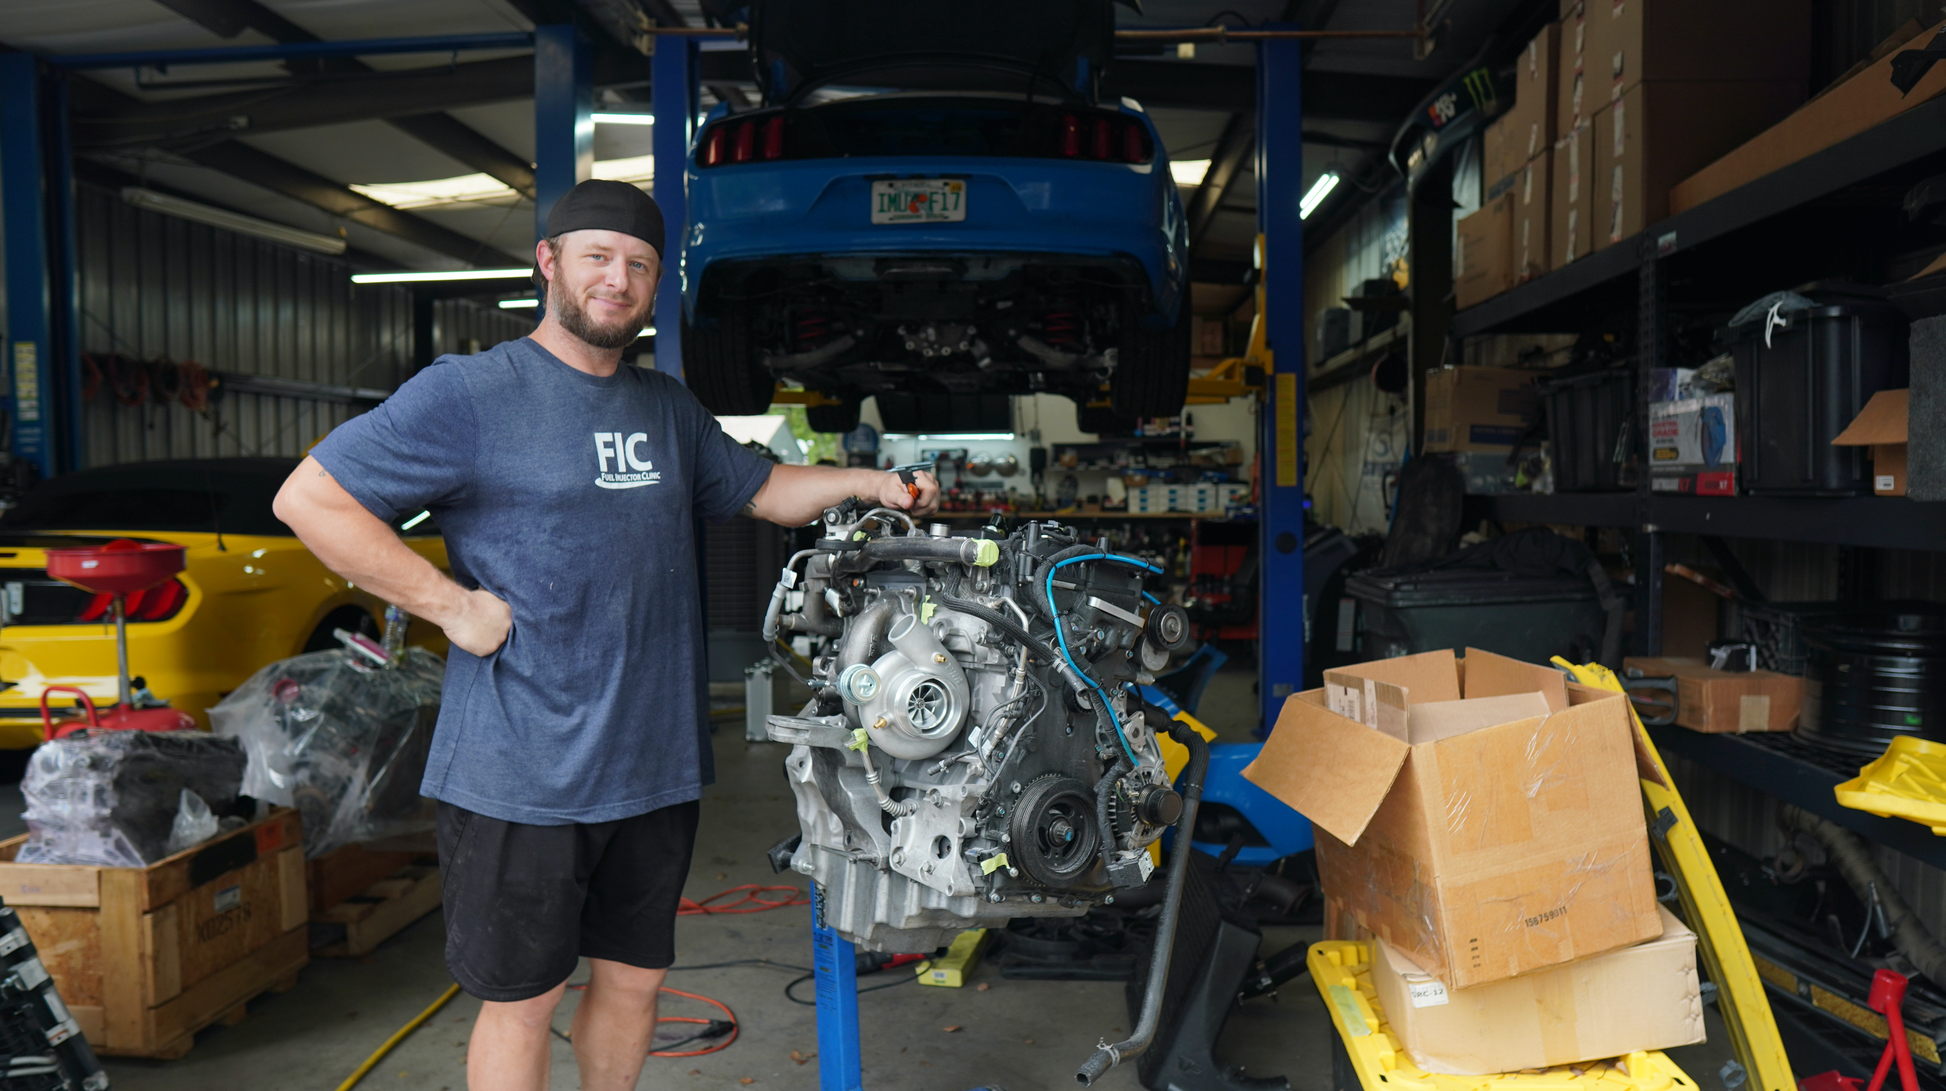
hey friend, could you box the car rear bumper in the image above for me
[681,156,1184,318]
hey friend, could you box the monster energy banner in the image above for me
[1390,65,1505,183]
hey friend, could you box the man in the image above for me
[273,179,939,1091]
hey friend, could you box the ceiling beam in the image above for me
[144,0,536,197]
[1187,113,1255,251]
[74,51,738,149]
[1105,61,1436,121]
[183,141,526,266]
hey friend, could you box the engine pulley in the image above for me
[1008,774,1102,888]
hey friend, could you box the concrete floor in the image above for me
[49,663,1738,1090]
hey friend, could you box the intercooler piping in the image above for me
[1076,723,1211,1086]
[1780,805,1946,985]
[831,535,999,574]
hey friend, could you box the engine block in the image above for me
[764,504,1190,951]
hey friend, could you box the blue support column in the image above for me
[651,37,695,379]
[811,886,864,1091]
[533,24,593,242]
[1256,33,1306,734]
[1,54,62,481]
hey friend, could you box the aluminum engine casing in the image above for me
[766,513,1184,951]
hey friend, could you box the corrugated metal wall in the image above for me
[72,184,531,466]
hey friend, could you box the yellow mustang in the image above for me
[0,458,448,747]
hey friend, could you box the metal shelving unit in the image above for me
[1446,88,1946,660]
[1648,726,1946,873]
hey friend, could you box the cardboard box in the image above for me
[1674,19,1946,215]
[1455,192,1515,310]
[1551,122,1593,266]
[1370,905,1704,1076]
[1584,0,1809,105]
[1594,80,1807,248]
[1623,657,1803,733]
[1423,367,1538,453]
[1483,115,1518,192]
[1243,649,1662,990]
[1500,23,1559,160]
[1558,2,1590,137]
[1649,393,1736,483]
[1832,388,1909,496]
[1514,149,1552,281]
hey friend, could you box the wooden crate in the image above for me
[307,834,441,958]
[0,809,308,1059]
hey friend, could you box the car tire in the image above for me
[804,399,860,434]
[681,309,774,416]
[1111,301,1191,417]
[304,605,380,655]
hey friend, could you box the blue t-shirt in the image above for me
[310,338,775,825]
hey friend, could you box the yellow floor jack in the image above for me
[1310,659,1797,1091]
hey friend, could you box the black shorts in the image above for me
[436,799,701,1002]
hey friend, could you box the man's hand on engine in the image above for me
[879,468,941,516]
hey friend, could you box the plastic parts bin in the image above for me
[1346,568,1608,666]
[1727,296,1908,495]
[1539,367,1634,492]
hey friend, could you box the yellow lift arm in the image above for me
[1553,658,1796,1091]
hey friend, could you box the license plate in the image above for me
[871,179,965,224]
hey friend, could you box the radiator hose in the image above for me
[1076,722,1210,1086]
[1780,805,1946,985]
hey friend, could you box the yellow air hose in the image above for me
[336,983,462,1091]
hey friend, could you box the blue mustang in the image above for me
[679,0,1192,432]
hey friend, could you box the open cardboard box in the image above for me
[1243,649,1660,990]
[1370,904,1704,1075]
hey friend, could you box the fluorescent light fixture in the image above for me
[121,187,346,255]
[882,433,1016,441]
[1299,171,1340,219]
[593,112,654,125]
[498,298,539,309]
[350,173,518,210]
[593,155,655,183]
[639,327,656,337]
[1170,159,1211,187]
[351,268,530,284]
[399,510,431,531]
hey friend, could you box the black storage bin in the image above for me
[1317,308,1352,359]
[1798,604,1946,757]
[1728,296,1908,495]
[1539,367,1634,492]
[1346,569,1609,666]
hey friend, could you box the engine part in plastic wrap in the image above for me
[18,729,246,867]
[209,647,443,858]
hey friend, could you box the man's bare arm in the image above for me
[272,456,511,656]
[744,464,940,527]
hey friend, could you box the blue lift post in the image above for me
[811,885,865,1091]
[1256,31,1306,734]
[0,52,73,481]
[534,24,594,242]
[652,37,696,378]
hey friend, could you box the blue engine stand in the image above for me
[811,885,865,1091]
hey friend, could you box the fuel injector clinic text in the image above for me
[593,431,662,489]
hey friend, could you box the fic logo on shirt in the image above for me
[594,432,662,490]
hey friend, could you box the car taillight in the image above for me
[77,578,189,624]
[1054,112,1153,164]
[700,114,791,167]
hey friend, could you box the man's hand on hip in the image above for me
[445,588,513,657]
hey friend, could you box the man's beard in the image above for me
[549,278,651,350]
